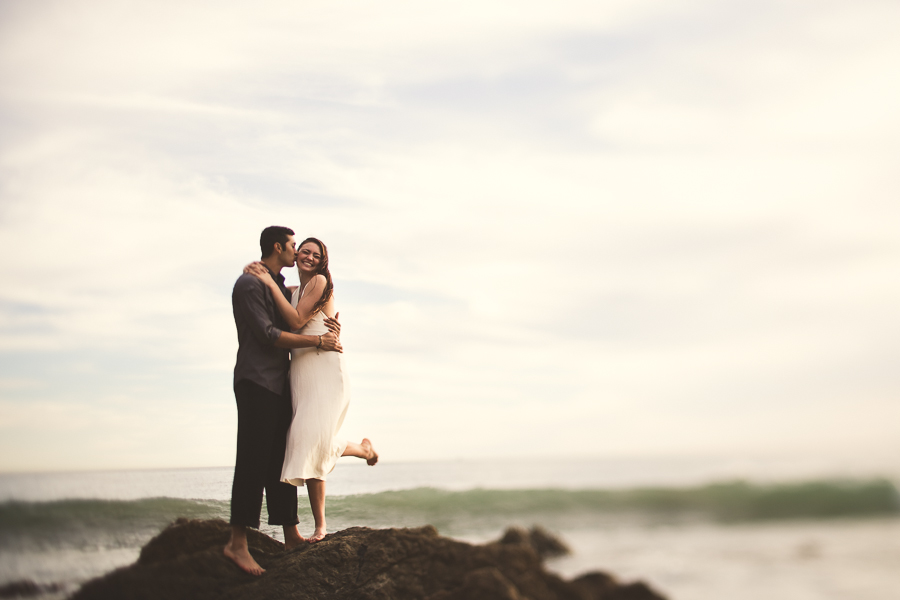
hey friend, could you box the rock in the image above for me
[498,525,571,558]
[0,580,63,598]
[425,567,525,600]
[570,572,619,599]
[71,519,668,600]
[137,517,283,565]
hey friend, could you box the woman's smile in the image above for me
[296,243,322,272]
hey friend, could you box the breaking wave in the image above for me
[1,478,897,549]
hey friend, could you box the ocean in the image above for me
[1,457,899,600]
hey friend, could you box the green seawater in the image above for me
[1,478,896,548]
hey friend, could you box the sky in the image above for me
[0,0,898,473]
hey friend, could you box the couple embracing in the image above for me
[224,226,378,576]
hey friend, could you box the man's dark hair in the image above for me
[260,226,295,258]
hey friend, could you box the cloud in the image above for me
[0,0,898,471]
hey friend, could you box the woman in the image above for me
[246,237,378,543]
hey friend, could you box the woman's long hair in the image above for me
[300,237,333,314]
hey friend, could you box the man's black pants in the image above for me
[229,379,298,528]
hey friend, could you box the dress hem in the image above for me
[281,439,348,487]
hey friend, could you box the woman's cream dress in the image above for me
[280,288,349,486]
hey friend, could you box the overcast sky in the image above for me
[0,0,898,473]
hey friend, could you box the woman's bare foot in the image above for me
[224,541,265,576]
[308,526,327,543]
[361,438,378,466]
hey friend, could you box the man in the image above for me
[224,225,342,576]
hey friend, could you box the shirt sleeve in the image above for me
[233,276,283,344]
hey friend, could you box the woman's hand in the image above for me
[324,312,341,337]
[244,262,276,287]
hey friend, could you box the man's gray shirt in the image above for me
[232,271,292,395]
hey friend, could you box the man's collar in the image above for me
[264,265,285,284]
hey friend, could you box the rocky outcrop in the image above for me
[0,580,63,598]
[498,525,571,559]
[71,519,667,600]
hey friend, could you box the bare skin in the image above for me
[245,239,378,546]
[306,478,328,543]
[283,525,306,550]
[224,524,306,575]
[305,439,379,543]
[358,438,379,466]
[224,525,263,575]
[244,241,340,335]
[243,238,343,351]
[224,237,327,576]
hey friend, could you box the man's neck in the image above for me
[260,256,283,276]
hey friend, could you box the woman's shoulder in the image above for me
[300,275,327,299]
[304,274,327,288]
[308,274,327,293]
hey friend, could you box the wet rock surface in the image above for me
[0,580,63,599]
[71,518,667,600]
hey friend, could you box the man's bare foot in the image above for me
[361,438,379,466]
[308,526,327,543]
[283,525,306,550]
[224,542,265,576]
